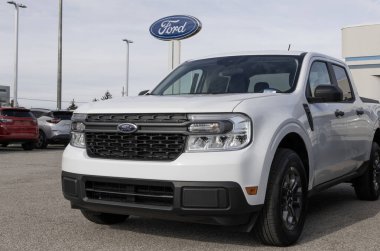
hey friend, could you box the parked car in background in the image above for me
[30,108,73,149]
[0,107,38,150]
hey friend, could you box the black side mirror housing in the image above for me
[308,85,343,103]
[138,90,149,96]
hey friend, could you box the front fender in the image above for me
[258,120,314,201]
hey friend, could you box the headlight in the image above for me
[186,114,252,152]
[70,132,86,148]
[70,113,87,148]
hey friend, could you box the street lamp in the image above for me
[122,39,133,97]
[7,1,27,107]
[57,0,63,110]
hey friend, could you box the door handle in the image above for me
[356,109,364,116]
[335,110,345,117]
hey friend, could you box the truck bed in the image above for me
[360,97,380,104]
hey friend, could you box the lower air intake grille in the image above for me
[85,132,186,161]
[85,180,174,207]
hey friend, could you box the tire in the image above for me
[35,130,47,149]
[81,210,128,225]
[22,142,35,151]
[255,148,308,246]
[353,142,380,201]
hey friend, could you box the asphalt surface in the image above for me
[1,145,380,250]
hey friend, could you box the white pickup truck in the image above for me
[62,51,380,246]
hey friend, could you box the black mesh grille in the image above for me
[86,113,188,123]
[86,132,186,161]
[85,180,174,207]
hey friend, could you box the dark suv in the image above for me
[0,107,39,150]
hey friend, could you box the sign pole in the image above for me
[168,40,181,71]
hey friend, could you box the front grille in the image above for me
[86,113,188,123]
[86,132,186,161]
[85,180,174,207]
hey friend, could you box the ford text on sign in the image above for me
[150,15,202,40]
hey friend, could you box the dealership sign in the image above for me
[150,15,202,40]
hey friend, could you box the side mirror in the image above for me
[308,85,342,103]
[138,90,149,96]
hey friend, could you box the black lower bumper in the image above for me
[62,171,263,228]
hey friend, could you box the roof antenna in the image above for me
[288,44,292,51]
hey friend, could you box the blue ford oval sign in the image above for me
[150,15,202,41]
[117,123,138,134]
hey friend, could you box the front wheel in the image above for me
[354,142,380,201]
[81,210,129,225]
[255,148,308,246]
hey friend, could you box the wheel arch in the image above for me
[38,125,51,140]
[259,122,314,196]
[277,133,310,183]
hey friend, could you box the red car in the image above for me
[0,107,39,150]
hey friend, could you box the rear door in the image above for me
[330,64,373,165]
[0,109,37,139]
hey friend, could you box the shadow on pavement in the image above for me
[109,184,380,247]
[0,145,66,153]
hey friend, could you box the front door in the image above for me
[307,61,355,185]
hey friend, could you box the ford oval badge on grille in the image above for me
[117,123,138,134]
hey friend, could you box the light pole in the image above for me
[7,1,26,107]
[122,39,133,97]
[57,0,63,110]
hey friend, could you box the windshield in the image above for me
[151,55,302,95]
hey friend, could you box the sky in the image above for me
[0,0,380,109]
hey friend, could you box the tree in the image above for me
[101,90,112,100]
[67,99,78,110]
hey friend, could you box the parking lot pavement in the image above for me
[1,147,380,251]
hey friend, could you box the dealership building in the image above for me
[0,85,10,106]
[342,24,380,101]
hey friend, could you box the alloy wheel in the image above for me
[281,166,303,230]
[373,150,380,192]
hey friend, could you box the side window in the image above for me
[308,62,332,97]
[162,69,203,95]
[332,65,354,101]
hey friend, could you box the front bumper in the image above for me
[0,134,38,143]
[62,145,268,205]
[62,171,263,227]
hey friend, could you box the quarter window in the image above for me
[162,69,203,95]
[332,65,353,101]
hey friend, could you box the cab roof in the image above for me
[187,51,345,66]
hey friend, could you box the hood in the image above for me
[76,93,276,114]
